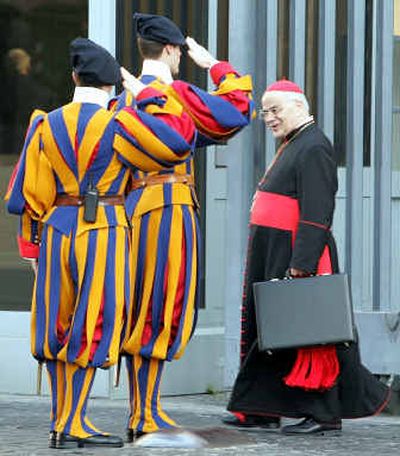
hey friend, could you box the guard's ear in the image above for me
[165,44,174,55]
[72,70,79,86]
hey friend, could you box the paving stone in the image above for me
[0,393,399,455]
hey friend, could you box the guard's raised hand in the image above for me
[186,37,218,69]
[120,67,146,96]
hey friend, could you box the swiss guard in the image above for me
[5,37,195,449]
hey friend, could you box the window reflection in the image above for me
[0,0,88,311]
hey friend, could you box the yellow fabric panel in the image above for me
[175,208,198,359]
[33,150,57,216]
[115,109,190,164]
[22,121,56,218]
[56,363,78,433]
[55,361,65,428]
[63,103,81,153]
[212,74,253,96]
[130,355,142,430]
[46,360,65,430]
[130,356,176,432]
[143,357,159,430]
[142,81,184,116]
[113,134,164,173]
[76,109,113,181]
[47,205,128,237]
[83,415,102,436]
[99,155,130,194]
[123,209,162,354]
[57,364,99,438]
[4,110,45,202]
[152,206,183,359]
[41,118,79,196]
[133,159,191,180]
[123,216,141,342]
[29,109,47,124]
[75,229,108,367]
[57,230,89,364]
[124,90,135,108]
[69,368,96,438]
[107,226,127,365]
[132,183,193,217]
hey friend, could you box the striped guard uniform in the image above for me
[111,61,255,433]
[5,87,195,438]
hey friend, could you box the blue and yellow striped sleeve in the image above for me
[5,109,55,258]
[113,88,195,172]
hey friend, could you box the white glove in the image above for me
[120,67,146,97]
[186,37,219,69]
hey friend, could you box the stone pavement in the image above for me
[1,392,400,455]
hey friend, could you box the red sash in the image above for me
[250,190,339,391]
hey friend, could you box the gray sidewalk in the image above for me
[0,392,399,455]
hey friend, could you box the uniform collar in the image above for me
[141,59,173,85]
[72,86,110,108]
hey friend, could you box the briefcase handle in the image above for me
[270,271,332,281]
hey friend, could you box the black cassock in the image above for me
[227,122,389,422]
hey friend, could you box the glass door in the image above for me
[0,0,88,311]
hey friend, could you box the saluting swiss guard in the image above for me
[5,37,195,449]
[110,13,255,440]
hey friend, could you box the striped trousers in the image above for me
[123,204,201,432]
[46,360,104,438]
[126,355,177,433]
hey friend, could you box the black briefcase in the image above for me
[253,273,355,351]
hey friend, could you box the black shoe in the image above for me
[222,414,281,429]
[56,432,124,448]
[281,418,342,435]
[48,431,56,449]
[126,429,147,443]
[54,433,80,449]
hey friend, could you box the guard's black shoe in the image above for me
[281,417,342,435]
[126,429,147,443]
[48,431,56,449]
[54,433,80,449]
[56,432,124,448]
[222,414,281,429]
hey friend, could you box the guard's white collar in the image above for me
[141,59,173,85]
[72,86,110,108]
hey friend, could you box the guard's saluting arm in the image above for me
[167,37,255,144]
[113,68,195,171]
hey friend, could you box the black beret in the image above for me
[70,37,121,86]
[133,13,186,46]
